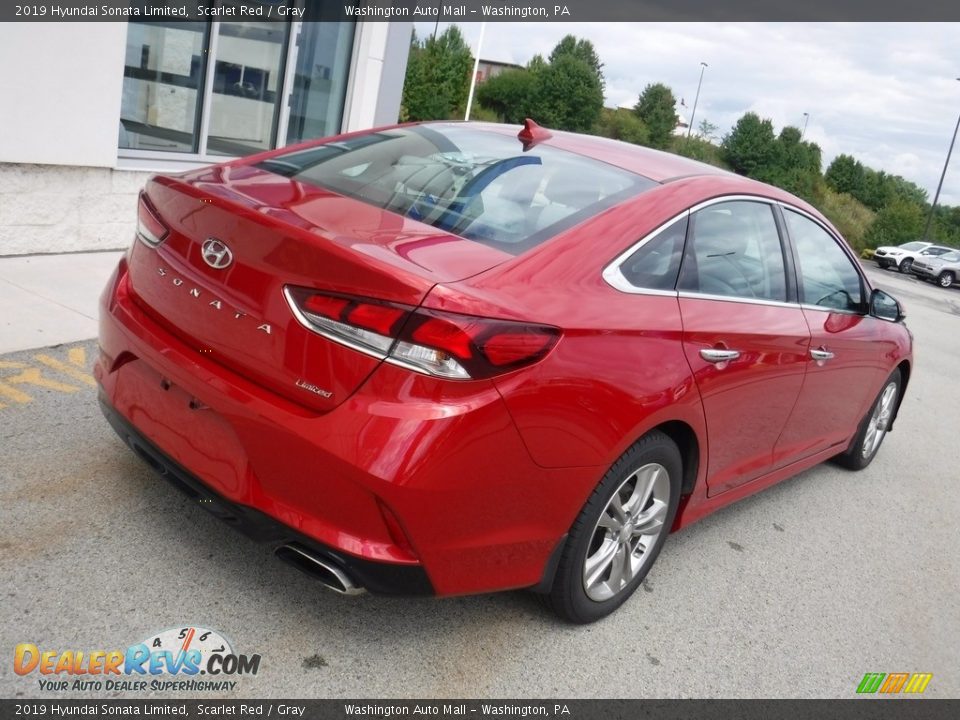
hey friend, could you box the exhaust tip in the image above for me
[275,544,365,596]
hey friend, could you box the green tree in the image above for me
[671,136,727,168]
[475,69,539,124]
[696,118,719,141]
[863,199,925,248]
[595,108,650,145]
[721,112,777,178]
[548,35,605,90]
[633,83,677,150]
[769,126,822,201]
[535,54,604,132]
[400,26,473,121]
[825,154,866,197]
[476,36,603,132]
[932,205,960,246]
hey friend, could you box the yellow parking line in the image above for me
[0,381,33,405]
[0,361,80,395]
[34,352,96,387]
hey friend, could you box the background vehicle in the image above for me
[911,249,960,287]
[96,121,912,623]
[874,241,952,273]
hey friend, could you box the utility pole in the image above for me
[687,62,708,138]
[922,78,960,241]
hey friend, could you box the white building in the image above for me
[0,13,412,255]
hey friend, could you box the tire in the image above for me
[834,369,901,471]
[938,271,954,288]
[544,430,682,623]
[899,258,913,274]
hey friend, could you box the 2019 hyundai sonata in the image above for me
[96,120,912,623]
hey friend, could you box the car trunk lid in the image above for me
[125,166,511,412]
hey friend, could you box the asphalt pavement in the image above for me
[0,263,957,699]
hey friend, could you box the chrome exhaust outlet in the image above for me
[275,544,365,595]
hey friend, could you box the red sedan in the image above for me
[96,121,912,622]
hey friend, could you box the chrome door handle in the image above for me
[700,348,741,363]
[810,347,835,362]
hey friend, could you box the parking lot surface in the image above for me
[1,264,957,699]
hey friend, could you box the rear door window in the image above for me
[678,201,788,302]
[618,217,688,291]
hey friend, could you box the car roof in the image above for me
[459,121,732,183]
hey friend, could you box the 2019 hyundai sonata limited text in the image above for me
[96,121,912,623]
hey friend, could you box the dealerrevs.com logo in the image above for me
[14,626,260,693]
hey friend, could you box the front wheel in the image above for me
[544,431,681,623]
[834,369,901,470]
[938,271,954,288]
[899,258,913,274]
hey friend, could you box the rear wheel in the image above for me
[545,431,681,623]
[938,271,954,288]
[898,258,913,274]
[834,369,901,470]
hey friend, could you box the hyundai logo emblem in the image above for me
[201,238,233,269]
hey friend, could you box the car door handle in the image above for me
[700,348,741,363]
[810,347,835,362]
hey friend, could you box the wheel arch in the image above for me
[533,418,702,595]
[654,420,700,499]
[888,359,911,432]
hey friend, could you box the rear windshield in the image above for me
[256,124,656,254]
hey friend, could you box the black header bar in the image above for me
[3,0,960,23]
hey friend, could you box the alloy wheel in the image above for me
[861,381,898,460]
[582,462,670,602]
[939,272,954,288]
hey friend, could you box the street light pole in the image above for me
[922,78,960,242]
[686,61,708,139]
[801,112,809,139]
[464,22,486,121]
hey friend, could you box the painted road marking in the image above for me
[0,345,95,410]
[34,349,97,387]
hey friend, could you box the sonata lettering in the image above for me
[156,266,272,334]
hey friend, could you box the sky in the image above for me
[414,22,960,206]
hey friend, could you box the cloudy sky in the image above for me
[415,22,960,206]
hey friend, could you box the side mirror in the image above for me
[870,288,905,322]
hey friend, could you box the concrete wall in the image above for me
[0,165,148,255]
[0,24,128,168]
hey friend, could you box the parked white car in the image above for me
[874,241,953,273]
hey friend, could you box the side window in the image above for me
[677,201,787,301]
[618,216,688,291]
[784,209,863,312]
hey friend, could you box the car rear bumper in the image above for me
[96,258,587,596]
[98,394,434,595]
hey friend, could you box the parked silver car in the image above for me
[874,241,953,273]
[911,249,960,287]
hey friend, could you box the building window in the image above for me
[119,21,208,153]
[119,5,354,159]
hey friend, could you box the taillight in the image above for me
[136,192,168,247]
[285,287,560,380]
